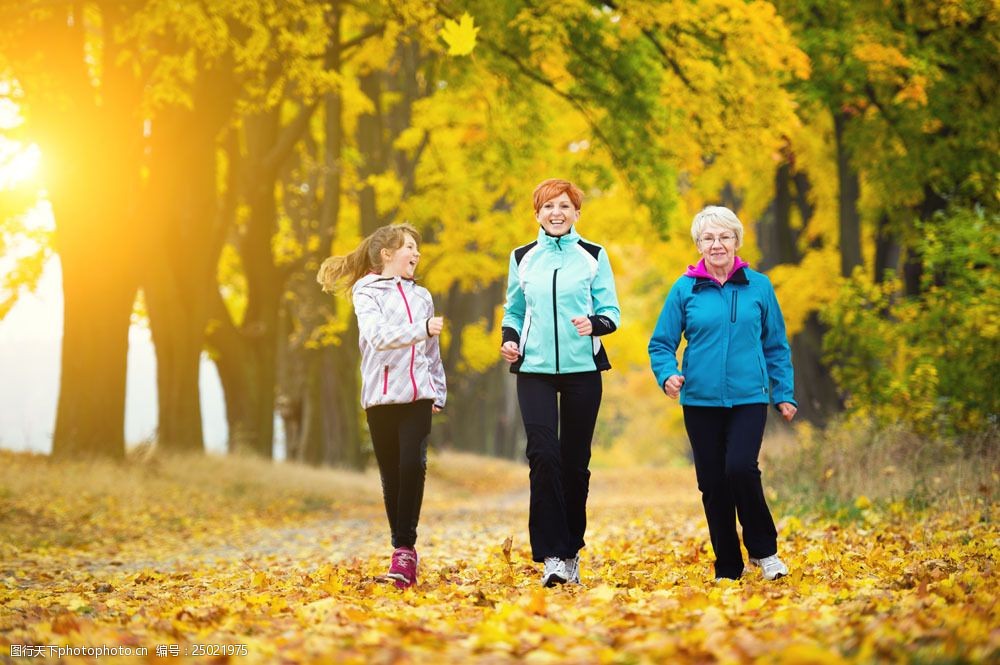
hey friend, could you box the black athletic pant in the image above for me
[517,372,603,562]
[682,403,777,579]
[366,399,432,549]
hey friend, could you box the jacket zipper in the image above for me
[383,365,389,395]
[552,269,560,373]
[395,282,419,401]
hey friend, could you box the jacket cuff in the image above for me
[773,397,797,411]
[425,318,432,336]
[589,315,617,337]
[501,326,520,345]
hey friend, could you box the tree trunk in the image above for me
[144,57,238,454]
[834,111,862,277]
[757,163,800,270]
[902,186,948,296]
[357,70,385,235]
[493,366,523,459]
[757,165,841,425]
[874,213,901,283]
[24,5,144,459]
[321,328,364,467]
[52,207,138,459]
[212,107,286,458]
[789,313,842,426]
[437,279,523,457]
[276,5,365,468]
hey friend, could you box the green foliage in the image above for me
[821,207,1000,436]
[119,0,333,113]
[778,0,1000,215]
[448,0,807,236]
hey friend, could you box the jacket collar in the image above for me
[536,225,581,249]
[687,257,750,290]
[353,272,416,292]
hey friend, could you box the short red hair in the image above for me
[532,178,584,213]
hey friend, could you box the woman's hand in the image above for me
[777,402,797,422]
[427,316,444,336]
[571,316,592,336]
[663,374,685,399]
[432,405,443,414]
[500,341,520,364]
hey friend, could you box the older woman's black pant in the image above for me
[517,372,602,562]
[366,399,432,549]
[682,404,777,580]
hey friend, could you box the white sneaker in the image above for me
[563,555,580,584]
[749,554,789,580]
[541,557,568,587]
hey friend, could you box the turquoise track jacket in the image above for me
[502,227,621,374]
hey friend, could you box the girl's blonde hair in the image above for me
[317,223,421,294]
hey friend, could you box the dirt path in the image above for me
[51,466,703,582]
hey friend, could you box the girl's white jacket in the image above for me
[352,273,447,410]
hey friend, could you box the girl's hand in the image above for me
[663,374,685,399]
[571,316,592,336]
[500,341,520,363]
[777,402,797,422]
[427,316,444,336]
[432,405,443,414]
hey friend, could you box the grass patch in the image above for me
[763,417,999,517]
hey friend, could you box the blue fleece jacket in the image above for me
[648,263,796,409]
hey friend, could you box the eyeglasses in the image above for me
[699,234,736,246]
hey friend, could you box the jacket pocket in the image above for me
[383,365,389,395]
[517,311,531,366]
[519,311,532,355]
[756,353,768,395]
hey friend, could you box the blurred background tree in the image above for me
[0,0,995,463]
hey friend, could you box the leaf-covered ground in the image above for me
[1,450,997,664]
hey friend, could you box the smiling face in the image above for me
[381,232,420,279]
[536,192,580,237]
[697,221,738,272]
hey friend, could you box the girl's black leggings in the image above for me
[682,403,777,580]
[516,371,603,562]
[366,399,432,549]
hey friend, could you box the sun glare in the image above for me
[0,94,22,129]
[1,89,44,191]
[0,140,43,190]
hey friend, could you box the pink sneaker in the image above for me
[387,547,418,589]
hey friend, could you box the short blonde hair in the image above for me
[690,206,744,249]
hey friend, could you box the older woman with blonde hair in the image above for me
[648,205,797,582]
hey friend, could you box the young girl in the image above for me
[317,223,446,589]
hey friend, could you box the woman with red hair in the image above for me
[500,178,621,586]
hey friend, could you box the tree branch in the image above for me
[262,101,320,174]
[596,0,694,89]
